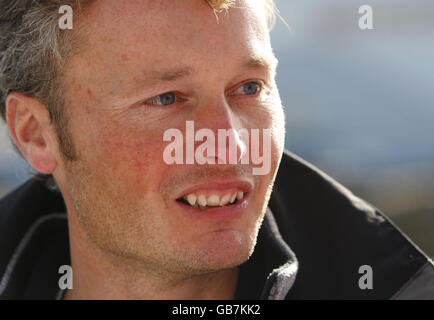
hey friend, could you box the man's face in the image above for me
[57,0,285,276]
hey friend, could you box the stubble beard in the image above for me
[62,152,275,285]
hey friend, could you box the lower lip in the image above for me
[175,196,249,220]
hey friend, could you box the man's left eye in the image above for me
[231,81,262,96]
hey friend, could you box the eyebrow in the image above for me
[154,68,193,82]
[131,55,277,93]
[243,55,278,72]
[125,67,192,95]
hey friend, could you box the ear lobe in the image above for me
[5,92,58,174]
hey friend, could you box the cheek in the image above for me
[261,94,285,156]
[255,102,285,179]
[244,97,285,154]
[84,121,168,198]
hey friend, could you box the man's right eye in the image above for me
[144,92,177,106]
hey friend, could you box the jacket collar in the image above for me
[259,208,298,299]
[234,207,298,300]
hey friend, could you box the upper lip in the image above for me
[174,179,253,200]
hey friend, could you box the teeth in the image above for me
[237,191,243,200]
[186,194,197,206]
[207,195,220,206]
[197,194,207,207]
[230,192,237,204]
[219,193,231,206]
[182,190,245,208]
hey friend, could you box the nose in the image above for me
[193,96,247,165]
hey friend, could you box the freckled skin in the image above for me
[53,0,286,299]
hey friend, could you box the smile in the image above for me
[174,180,252,218]
[177,189,245,209]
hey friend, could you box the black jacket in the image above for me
[0,151,433,299]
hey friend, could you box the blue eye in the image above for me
[145,92,176,106]
[242,82,260,95]
[232,81,261,96]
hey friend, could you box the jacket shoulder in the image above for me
[270,151,433,299]
[0,179,68,299]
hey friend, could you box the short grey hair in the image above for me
[0,0,88,157]
[0,0,89,188]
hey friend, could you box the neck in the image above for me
[64,210,239,300]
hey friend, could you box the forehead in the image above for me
[82,0,268,40]
[75,0,272,70]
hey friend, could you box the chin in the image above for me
[192,229,257,271]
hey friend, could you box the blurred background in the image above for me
[0,0,433,256]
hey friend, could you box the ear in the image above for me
[6,92,58,174]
